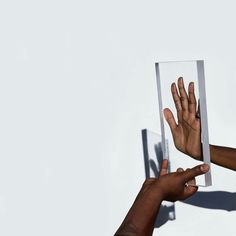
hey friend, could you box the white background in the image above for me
[0,0,236,235]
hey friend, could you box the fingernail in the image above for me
[200,164,209,172]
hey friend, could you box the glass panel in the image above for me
[155,60,212,187]
[142,129,175,227]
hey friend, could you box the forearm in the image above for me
[114,161,208,236]
[114,183,163,236]
[210,145,236,171]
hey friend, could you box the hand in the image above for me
[156,159,209,202]
[114,159,209,236]
[163,77,202,160]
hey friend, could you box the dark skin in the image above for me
[115,78,234,235]
[164,77,236,171]
[115,160,209,236]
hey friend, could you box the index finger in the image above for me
[181,164,209,183]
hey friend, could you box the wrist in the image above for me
[115,181,164,236]
[152,181,166,201]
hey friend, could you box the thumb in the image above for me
[163,108,177,132]
[182,164,209,183]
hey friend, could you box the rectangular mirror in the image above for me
[155,60,212,187]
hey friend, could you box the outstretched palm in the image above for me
[163,77,202,160]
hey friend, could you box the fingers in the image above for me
[160,159,168,176]
[188,82,197,115]
[176,167,184,173]
[182,164,209,183]
[171,78,197,120]
[179,167,198,198]
[177,168,196,185]
[163,108,177,132]
[177,77,189,113]
[184,184,198,197]
[186,177,196,186]
[171,82,182,119]
[184,168,196,186]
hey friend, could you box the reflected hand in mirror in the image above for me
[163,77,202,161]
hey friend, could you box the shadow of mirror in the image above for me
[142,129,175,228]
[182,191,236,211]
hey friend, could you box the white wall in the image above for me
[0,1,236,235]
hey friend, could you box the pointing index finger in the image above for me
[182,164,209,183]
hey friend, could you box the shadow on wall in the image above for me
[155,204,175,228]
[183,191,236,211]
[142,129,176,228]
[155,191,236,228]
[142,129,236,228]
